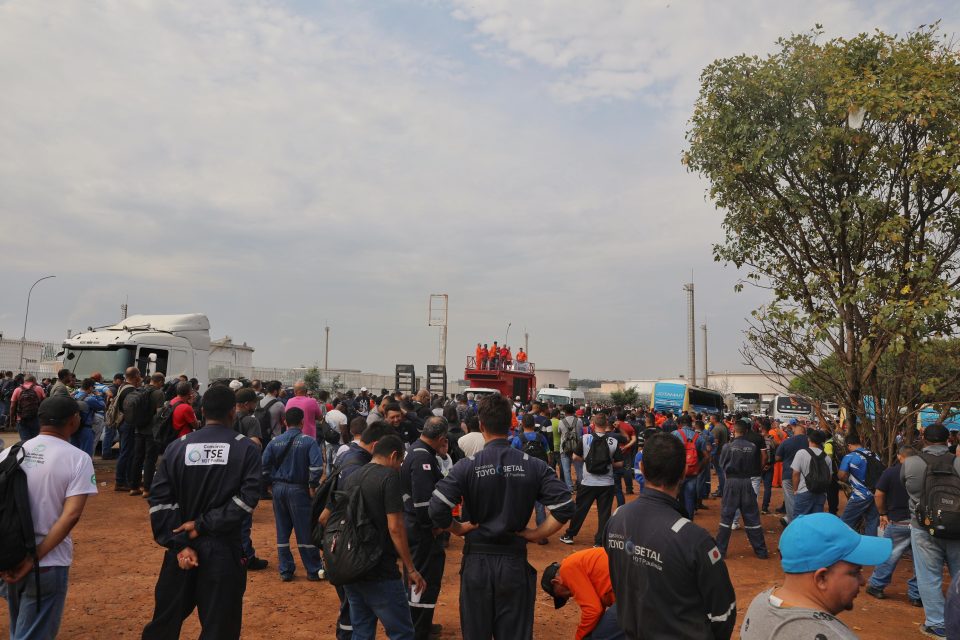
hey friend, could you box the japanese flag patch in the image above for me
[422,463,432,471]
[708,546,722,565]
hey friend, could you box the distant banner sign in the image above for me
[652,383,686,412]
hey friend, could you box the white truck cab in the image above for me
[61,314,210,389]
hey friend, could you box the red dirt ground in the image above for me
[0,457,934,639]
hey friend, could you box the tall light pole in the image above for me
[683,282,696,385]
[505,322,512,346]
[20,275,55,372]
[701,323,709,388]
[324,322,330,370]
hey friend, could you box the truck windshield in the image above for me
[63,346,136,380]
[538,394,569,405]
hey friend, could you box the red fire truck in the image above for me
[463,355,537,403]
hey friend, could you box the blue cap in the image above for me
[788,418,798,426]
[780,513,892,574]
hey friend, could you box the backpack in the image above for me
[519,434,548,463]
[802,448,831,494]
[16,386,40,420]
[855,450,886,492]
[105,384,133,428]
[916,452,960,539]
[310,459,363,548]
[560,417,581,454]
[583,433,613,475]
[255,398,280,440]
[762,434,776,467]
[152,401,177,450]
[126,387,156,430]
[320,466,384,586]
[677,429,700,477]
[0,443,41,603]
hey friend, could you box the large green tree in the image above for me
[685,26,960,461]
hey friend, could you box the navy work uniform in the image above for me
[429,438,575,639]
[716,436,768,558]
[143,423,262,640]
[330,441,372,640]
[605,489,737,640]
[400,440,446,639]
[261,425,325,579]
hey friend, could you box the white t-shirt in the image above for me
[0,435,98,567]
[580,434,619,487]
[458,432,486,458]
[325,409,348,430]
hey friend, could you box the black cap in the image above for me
[38,396,80,425]
[540,562,568,609]
[924,423,949,443]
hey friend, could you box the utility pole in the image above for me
[120,296,128,321]
[20,275,55,372]
[524,327,529,356]
[324,322,330,370]
[428,294,449,369]
[701,323,709,388]
[683,283,696,385]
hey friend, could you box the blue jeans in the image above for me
[589,603,626,639]
[698,463,712,499]
[911,526,960,628]
[272,483,323,577]
[115,422,133,485]
[868,522,919,600]
[680,477,698,520]
[560,453,574,490]
[621,452,635,492]
[781,476,795,521]
[101,424,118,459]
[4,565,70,640]
[241,514,256,560]
[16,417,39,442]
[70,426,95,458]
[612,469,625,507]
[713,459,726,496]
[760,467,773,511]
[792,491,826,517]
[841,495,879,536]
[344,578,415,640]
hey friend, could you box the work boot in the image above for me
[865,585,885,600]
[247,557,269,571]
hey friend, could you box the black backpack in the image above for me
[127,387,156,430]
[916,452,960,539]
[0,444,41,604]
[583,432,612,475]
[855,450,886,492]
[310,459,363,548]
[152,401,178,450]
[320,466,384,586]
[255,398,280,440]
[802,448,831,494]
[519,434,549,463]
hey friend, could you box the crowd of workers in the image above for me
[1,366,959,639]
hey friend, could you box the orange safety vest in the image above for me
[517,351,527,362]
[476,347,484,363]
[488,346,498,358]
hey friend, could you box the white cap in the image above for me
[229,380,242,391]
[360,387,368,392]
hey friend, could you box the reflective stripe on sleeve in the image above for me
[148,503,179,514]
[546,498,573,511]
[413,501,431,508]
[671,517,690,533]
[432,489,456,508]
[232,495,254,513]
[707,601,736,623]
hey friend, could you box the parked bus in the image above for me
[536,387,585,406]
[650,382,725,415]
[769,394,814,422]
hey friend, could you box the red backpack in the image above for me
[677,430,700,477]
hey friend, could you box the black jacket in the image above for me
[401,440,443,531]
[604,489,736,639]
[429,438,574,551]
[148,423,262,552]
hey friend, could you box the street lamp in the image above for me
[505,322,512,346]
[19,275,55,372]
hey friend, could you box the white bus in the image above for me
[536,387,585,406]
[769,394,814,422]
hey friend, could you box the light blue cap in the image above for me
[780,513,892,574]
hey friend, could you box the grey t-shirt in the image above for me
[258,396,285,439]
[236,412,263,441]
[579,433,620,487]
[902,444,960,528]
[740,588,859,639]
[791,447,833,494]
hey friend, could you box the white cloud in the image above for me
[448,0,951,105]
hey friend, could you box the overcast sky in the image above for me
[1,1,957,380]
